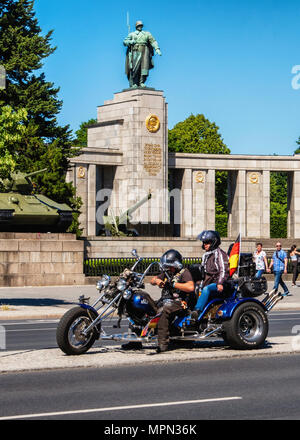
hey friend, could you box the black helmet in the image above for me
[197,230,221,250]
[160,249,183,272]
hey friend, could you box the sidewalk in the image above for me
[0,281,300,320]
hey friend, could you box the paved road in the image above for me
[2,310,300,352]
[1,354,300,420]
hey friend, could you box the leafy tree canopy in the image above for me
[0,105,27,180]
[74,118,97,148]
[295,137,300,154]
[0,0,82,234]
[168,114,230,155]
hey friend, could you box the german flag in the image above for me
[229,234,241,277]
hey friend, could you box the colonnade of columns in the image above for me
[177,166,300,239]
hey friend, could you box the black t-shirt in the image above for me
[156,268,193,302]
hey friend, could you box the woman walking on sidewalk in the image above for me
[290,245,300,287]
[253,242,270,279]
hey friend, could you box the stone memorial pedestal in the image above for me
[71,88,169,236]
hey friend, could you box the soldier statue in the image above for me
[123,20,161,88]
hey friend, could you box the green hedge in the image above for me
[84,257,202,277]
[270,214,287,238]
[215,213,228,238]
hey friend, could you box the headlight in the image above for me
[102,274,111,287]
[96,280,103,291]
[123,289,132,300]
[97,275,111,291]
[117,278,127,291]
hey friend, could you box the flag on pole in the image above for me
[229,234,241,277]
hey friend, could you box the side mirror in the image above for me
[131,249,138,258]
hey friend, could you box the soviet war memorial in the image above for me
[1,0,300,423]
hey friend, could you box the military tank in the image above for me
[0,169,74,232]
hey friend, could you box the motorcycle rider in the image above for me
[193,230,229,316]
[152,249,195,353]
[121,249,194,352]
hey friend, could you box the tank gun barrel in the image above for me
[102,190,152,236]
[120,190,152,222]
[25,168,48,178]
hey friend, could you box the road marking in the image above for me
[269,318,300,322]
[0,396,242,420]
[6,328,57,333]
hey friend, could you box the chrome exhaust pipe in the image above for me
[266,294,283,312]
[262,289,284,312]
[262,289,278,308]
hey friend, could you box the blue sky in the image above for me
[34,0,300,155]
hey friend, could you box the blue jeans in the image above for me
[273,271,289,294]
[195,283,219,313]
[255,270,265,279]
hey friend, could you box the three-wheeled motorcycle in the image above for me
[56,250,284,355]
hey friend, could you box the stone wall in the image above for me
[84,236,297,259]
[0,233,85,286]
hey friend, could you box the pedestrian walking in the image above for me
[253,242,270,279]
[289,245,300,287]
[269,242,290,296]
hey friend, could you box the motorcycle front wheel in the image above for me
[222,302,268,350]
[56,307,98,355]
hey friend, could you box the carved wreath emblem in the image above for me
[249,172,259,184]
[195,171,205,183]
[77,166,86,179]
[145,114,160,133]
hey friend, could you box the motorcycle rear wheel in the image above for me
[56,307,98,355]
[222,302,268,350]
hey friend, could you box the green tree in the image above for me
[295,137,300,154]
[168,114,230,155]
[0,0,82,234]
[270,172,287,238]
[168,114,230,236]
[0,105,27,180]
[74,119,97,148]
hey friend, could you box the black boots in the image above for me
[156,344,169,354]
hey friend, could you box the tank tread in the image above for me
[0,210,14,223]
[56,211,73,231]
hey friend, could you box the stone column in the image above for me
[228,170,246,238]
[181,169,215,238]
[74,164,88,235]
[206,169,216,230]
[192,169,215,235]
[246,170,270,238]
[288,171,300,238]
[87,164,96,236]
[181,169,193,237]
[229,170,270,239]
[261,171,270,238]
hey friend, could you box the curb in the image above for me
[0,336,299,373]
[0,307,70,321]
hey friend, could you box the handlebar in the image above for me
[136,261,160,288]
